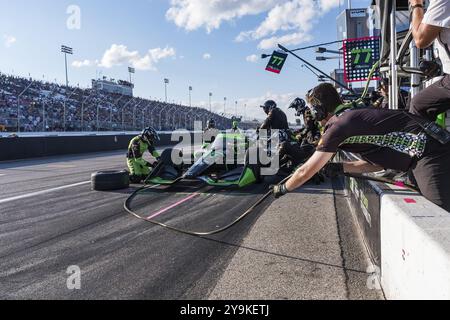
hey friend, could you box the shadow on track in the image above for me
[125,175,287,236]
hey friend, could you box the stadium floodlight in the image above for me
[316,47,343,55]
[128,67,135,83]
[316,56,341,61]
[61,45,73,87]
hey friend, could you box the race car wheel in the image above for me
[91,170,130,191]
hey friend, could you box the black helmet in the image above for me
[207,119,216,129]
[289,98,308,115]
[260,100,277,114]
[141,127,160,144]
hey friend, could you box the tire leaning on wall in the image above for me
[91,170,130,191]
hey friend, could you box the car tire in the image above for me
[91,170,130,191]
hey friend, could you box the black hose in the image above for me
[124,174,293,237]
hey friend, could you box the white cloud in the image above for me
[319,0,342,11]
[166,0,280,33]
[237,0,339,49]
[257,31,313,50]
[72,45,176,70]
[72,59,97,68]
[99,44,176,70]
[203,53,211,60]
[166,1,341,50]
[246,54,259,63]
[3,35,16,48]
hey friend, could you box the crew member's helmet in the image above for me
[141,127,160,144]
[207,119,216,129]
[289,98,308,116]
[260,100,277,115]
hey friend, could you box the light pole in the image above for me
[164,78,169,103]
[189,86,193,108]
[224,97,227,116]
[61,45,73,87]
[235,101,238,117]
[209,92,212,113]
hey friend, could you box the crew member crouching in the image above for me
[127,127,161,183]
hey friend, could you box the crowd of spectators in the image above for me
[0,72,233,132]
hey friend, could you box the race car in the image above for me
[145,132,266,188]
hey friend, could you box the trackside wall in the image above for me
[0,132,194,161]
[340,152,450,300]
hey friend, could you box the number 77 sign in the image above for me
[343,36,380,82]
[265,51,288,74]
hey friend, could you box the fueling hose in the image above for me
[124,174,293,237]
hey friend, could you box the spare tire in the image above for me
[91,170,130,191]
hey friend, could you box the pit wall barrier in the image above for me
[0,132,196,161]
[339,152,450,300]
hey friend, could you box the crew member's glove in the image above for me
[273,184,289,199]
[322,163,344,178]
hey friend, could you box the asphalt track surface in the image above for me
[0,149,382,300]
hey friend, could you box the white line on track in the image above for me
[0,181,90,205]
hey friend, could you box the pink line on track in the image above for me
[147,193,200,220]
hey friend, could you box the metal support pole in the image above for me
[389,0,399,110]
[165,83,168,103]
[224,98,227,116]
[410,41,420,99]
[65,53,69,87]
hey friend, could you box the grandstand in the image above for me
[0,72,237,133]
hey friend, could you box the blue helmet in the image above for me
[141,127,160,144]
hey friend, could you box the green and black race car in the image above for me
[146,132,269,188]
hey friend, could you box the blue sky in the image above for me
[0,0,371,120]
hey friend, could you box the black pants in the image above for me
[410,74,450,121]
[411,141,450,212]
[408,74,450,212]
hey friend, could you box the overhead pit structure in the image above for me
[371,0,427,109]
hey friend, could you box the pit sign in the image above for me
[343,36,380,82]
[265,51,288,74]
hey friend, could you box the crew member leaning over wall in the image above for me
[273,83,450,212]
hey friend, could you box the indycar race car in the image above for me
[145,132,267,188]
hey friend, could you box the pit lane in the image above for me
[0,148,382,300]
